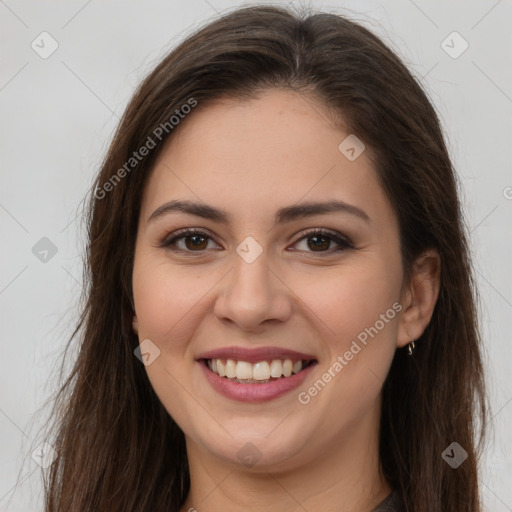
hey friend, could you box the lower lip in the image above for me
[198,360,317,402]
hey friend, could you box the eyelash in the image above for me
[161,228,354,255]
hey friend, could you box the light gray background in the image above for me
[1,0,511,510]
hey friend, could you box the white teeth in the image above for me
[236,361,253,380]
[270,359,283,378]
[252,361,271,380]
[283,359,293,377]
[207,358,311,380]
[225,359,237,378]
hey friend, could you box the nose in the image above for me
[213,248,293,333]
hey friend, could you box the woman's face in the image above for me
[132,89,408,471]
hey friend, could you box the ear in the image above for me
[132,313,139,335]
[397,249,441,348]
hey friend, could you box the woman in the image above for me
[43,5,488,511]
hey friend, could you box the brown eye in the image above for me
[292,229,354,254]
[162,229,219,252]
[162,228,353,255]
[183,233,209,250]
[306,234,331,251]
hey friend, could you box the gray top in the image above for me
[370,491,400,512]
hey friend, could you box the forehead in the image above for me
[140,89,394,231]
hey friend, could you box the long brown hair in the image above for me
[40,5,488,511]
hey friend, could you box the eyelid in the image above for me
[160,227,220,250]
[161,227,354,254]
[292,227,354,249]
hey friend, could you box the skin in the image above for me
[131,89,440,512]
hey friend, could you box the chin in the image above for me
[190,417,316,471]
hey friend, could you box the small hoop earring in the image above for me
[407,340,415,356]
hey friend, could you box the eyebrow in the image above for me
[148,199,371,225]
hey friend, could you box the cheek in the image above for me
[294,263,401,417]
[293,260,402,413]
[131,254,211,428]
[131,255,215,348]
[290,259,401,342]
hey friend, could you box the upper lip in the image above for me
[196,346,317,364]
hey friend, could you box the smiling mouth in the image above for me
[202,358,317,383]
